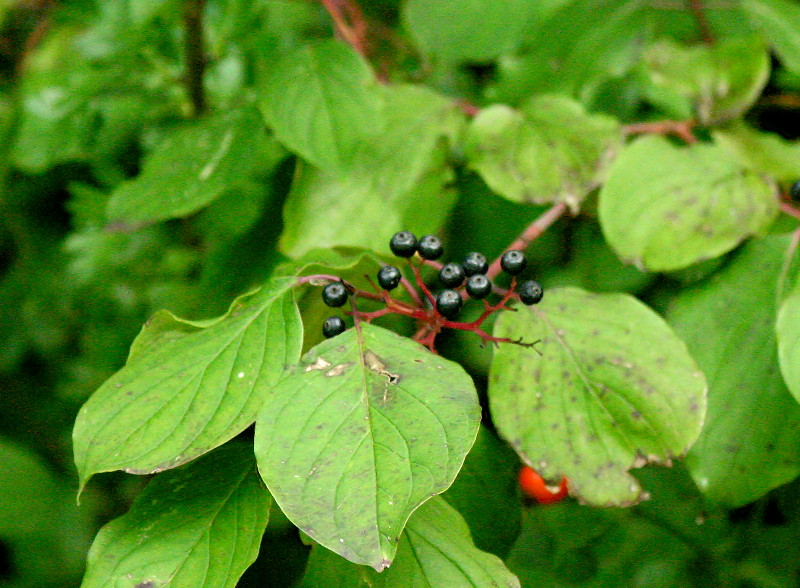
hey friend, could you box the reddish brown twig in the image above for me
[780,201,800,221]
[319,0,369,59]
[623,120,698,144]
[688,0,714,45]
[184,0,207,117]
[487,203,569,280]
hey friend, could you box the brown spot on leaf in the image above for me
[305,357,332,372]
[325,362,352,377]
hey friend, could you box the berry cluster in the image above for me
[316,231,544,351]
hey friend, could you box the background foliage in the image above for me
[4,0,800,586]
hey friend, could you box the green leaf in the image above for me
[713,122,800,182]
[274,246,384,280]
[779,286,800,404]
[599,135,778,271]
[0,437,62,537]
[489,286,707,506]
[644,36,770,125]
[442,426,522,559]
[464,96,622,210]
[402,0,534,63]
[488,0,650,103]
[73,277,303,491]
[81,443,271,588]
[668,235,800,506]
[279,84,462,258]
[0,437,90,585]
[742,0,800,74]
[300,497,520,587]
[254,323,480,570]
[257,39,385,170]
[106,106,282,225]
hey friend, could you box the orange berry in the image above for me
[519,466,569,504]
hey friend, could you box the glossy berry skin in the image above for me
[466,274,492,299]
[519,466,568,505]
[390,231,418,257]
[377,265,402,290]
[463,252,488,276]
[417,235,444,260]
[321,282,348,308]
[439,262,465,288]
[791,180,800,201]
[518,280,543,305]
[436,289,462,319]
[322,316,346,338]
[501,250,527,275]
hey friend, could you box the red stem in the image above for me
[319,0,369,59]
[410,260,436,306]
[623,120,698,144]
[487,203,569,280]
[688,0,714,44]
[780,201,800,221]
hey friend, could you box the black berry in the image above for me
[463,252,488,276]
[791,180,800,201]
[322,316,346,338]
[518,280,543,305]
[322,282,348,307]
[436,289,462,319]
[377,265,402,290]
[500,250,527,275]
[439,262,465,288]
[418,235,444,260]
[466,274,492,299]
[390,231,418,257]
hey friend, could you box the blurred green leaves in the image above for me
[257,39,385,170]
[107,106,284,225]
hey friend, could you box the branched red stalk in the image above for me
[300,202,562,350]
[410,260,436,306]
[623,120,698,144]
[398,275,425,307]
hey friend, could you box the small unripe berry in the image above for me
[439,262,465,288]
[377,265,402,290]
[466,274,492,299]
[389,231,418,257]
[463,252,488,276]
[500,250,527,275]
[417,235,444,260]
[322,282,348,307]
[322,316,346,338]
[436,289,462,319]
[518,280,543,305]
